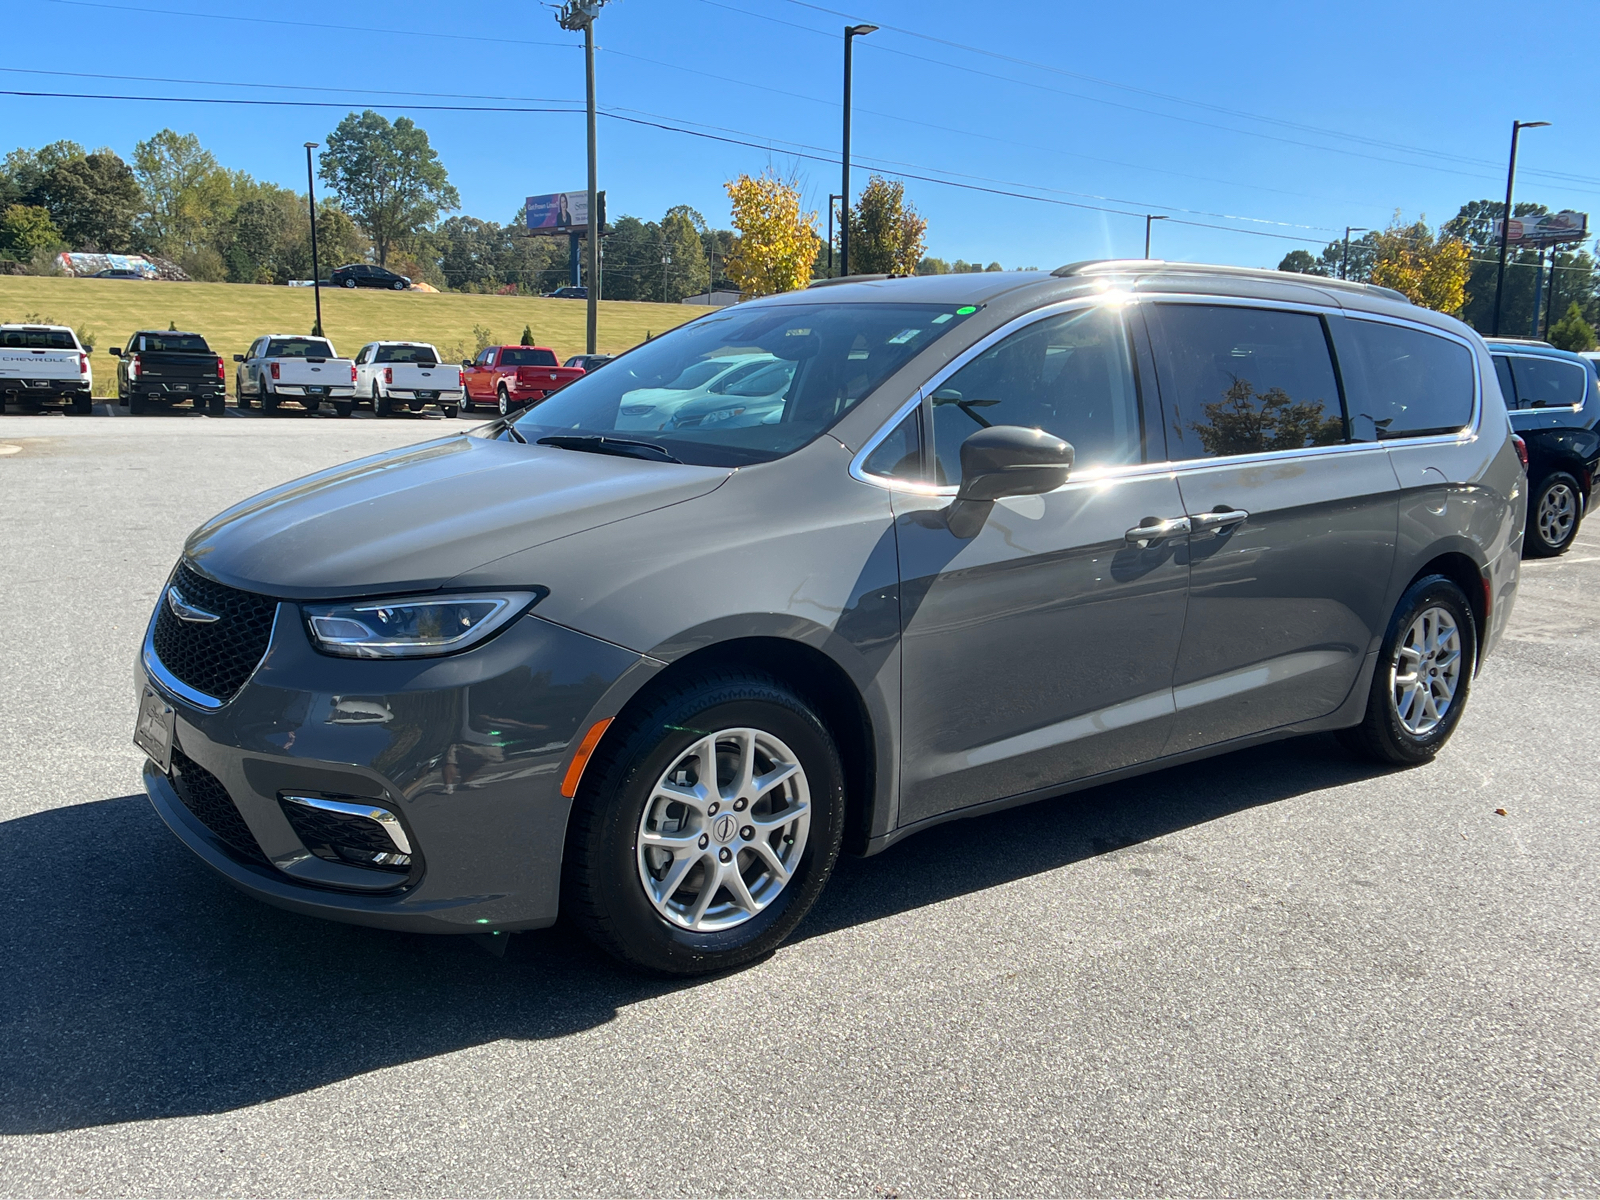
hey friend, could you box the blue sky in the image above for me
[5,0,1599,270]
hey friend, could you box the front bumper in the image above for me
[139,601,650,933]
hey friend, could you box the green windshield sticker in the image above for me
[956,306,977,315]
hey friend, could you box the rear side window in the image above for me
[1150,304,1345,459]
[498,348,558,367]
[1493,356,1516,406]
[1508,355,1587,409]
[375,344,439,364]
[267,338,335,358]
[1,329,75,349]
[929,304,1143,485]
[1339,319,1473,439]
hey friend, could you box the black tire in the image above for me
[128,393,147,415]
[442,405,459,419]
[375,386,392,418]
[334,400,353,418]
[1340,574,1477,766]
[304,397,320,414]
[207,394,225,417]
[261,387,279,414]
[72,394,92,415]
[1525,471,1583,558]
[343,278,357,289]
[497,386,511,417]
[563,672,847,976]
[392,279,406,290]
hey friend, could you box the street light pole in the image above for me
[828,193,843,274]
[1340,226,1368,280]
[1543,244,1560,339]
[558,0,608,354]
[1144,214,1167,258]
[303,142,322,338]
[839,23,877,279]
[1493,119,1550,337]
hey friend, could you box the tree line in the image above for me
[1277,204,1600,350]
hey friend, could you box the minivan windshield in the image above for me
[512,301,979,466]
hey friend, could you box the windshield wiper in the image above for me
[536,435,682,464]
[501,420,527,444]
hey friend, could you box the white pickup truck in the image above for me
[1,324,93,414]
[234,334,357,415]
[353,341,464,418]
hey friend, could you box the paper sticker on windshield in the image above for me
[887,329,922,345]
[785,328,812,336]
[931,313,953,324]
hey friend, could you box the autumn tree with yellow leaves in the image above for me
[723,171,819,297]
[1369,214,1471,315]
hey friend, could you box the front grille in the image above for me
[170,747,270,866]
[279,801,413,874]
[151,562,277,702]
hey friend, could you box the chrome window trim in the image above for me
[848,291,1472,496]
[1498,352,1587,415]
[142,580,283,711]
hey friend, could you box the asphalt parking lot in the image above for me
[1,414,1596,1197]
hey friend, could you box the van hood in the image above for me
[183,433,730,599]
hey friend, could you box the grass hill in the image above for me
[0,276,708,395]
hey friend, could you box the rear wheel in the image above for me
[72,394,92,415]
[334,400,353,418]
[1526,471,1582,557]
[563,672,846,976]
[442,405,459,419]
[374,385,392,418]
[207,394,225,417]
[128,394,146,415]
[1340,574,1476,766]
[261,379,279,414]
[343,278,357,289]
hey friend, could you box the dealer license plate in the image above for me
[416,390,437,400]
[134,686,176,772]
[172,383,190,391]
[306,386,327,395]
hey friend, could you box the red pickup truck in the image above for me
[461,345,585,416]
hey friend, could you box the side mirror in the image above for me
[105,347,120,356]
[946,425,1074,538]
[461,360,472,368]
[232,354,244,363]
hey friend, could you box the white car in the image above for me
[614,353,778,430]
[234,334,356,415]
[1,324,92,414]
[353,341,464,418]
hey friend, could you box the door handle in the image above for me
[1189,507,1249,534]
[1125,515,1191,545]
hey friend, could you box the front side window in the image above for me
[929,304,1142,485]
[266,338,335,359]
[861,409,923,482]
[1494,356,1516,407]
[513,301,980,467]
[1341,318,1474,439]
[1151,304,1344,460]
[1509,355,1587,409]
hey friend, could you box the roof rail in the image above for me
[806,274,891,288]
[1484,336,1554,347]
[1051,258,1412,305]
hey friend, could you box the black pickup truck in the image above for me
[107,330,226,416]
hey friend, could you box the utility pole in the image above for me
[1543,245,1560,338]
[1340,226,1368,280]
[828,193,843,274]
[1493,119,1550,336]
[840,23,877,278]
[1144,214,1167,259]
[558,0,608,354]
[303,142,322,337]
[662,251,670,303]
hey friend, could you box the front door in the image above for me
[893,302,1191,826]
[1144,301,1399,752]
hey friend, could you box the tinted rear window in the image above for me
[499,348,558,367]
[1508,355,1587,408]
[138,333,210,353]
[2,329,76,349]
[374,344,439,364]
[267,338,335,358]
[1340,319,1474,439]
[1150,304,1345,459]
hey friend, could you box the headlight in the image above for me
[302,592,541,658]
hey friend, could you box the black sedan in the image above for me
[330,264,411,290]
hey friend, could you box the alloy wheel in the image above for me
[1390,605,1462,736]
[635,727,810,932]
[1537,482,1577,547]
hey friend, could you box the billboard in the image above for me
[525,190,606,235]
[1494,210,1589,247]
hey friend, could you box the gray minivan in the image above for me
[135,262,1525,974]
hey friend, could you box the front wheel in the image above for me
[497,387,510,417]
[392,279,406,290]
[1526,471,1582,557]
[1340,574,1476,766]
[206,394,225,417]
[563,673,846,976]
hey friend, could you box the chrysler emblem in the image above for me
[712,814,739,843]
[166,585,221,623]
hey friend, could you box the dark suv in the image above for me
[330,264,411,291]
[1485,339,1599,556]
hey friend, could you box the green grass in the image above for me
[0,275,709,396]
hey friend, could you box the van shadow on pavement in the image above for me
[0,734,1384,1134]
